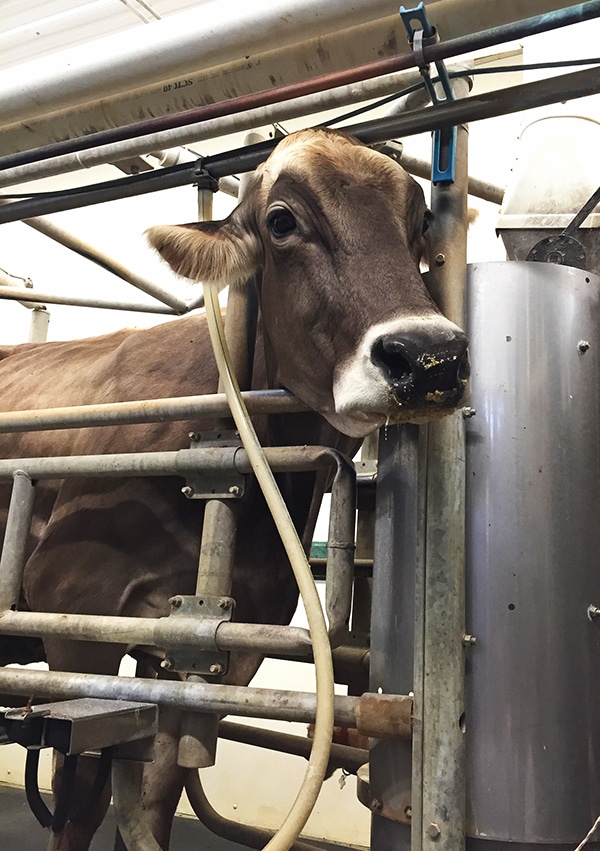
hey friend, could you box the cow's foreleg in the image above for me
[43,640,124,851]
[46,751,112,851]
[113,702,187,851]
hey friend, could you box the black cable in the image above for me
[323,57,600,128]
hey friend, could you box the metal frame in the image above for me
[1,5,600,848]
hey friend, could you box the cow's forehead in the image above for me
[259,130,408,193]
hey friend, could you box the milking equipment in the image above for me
[465,114,600,847]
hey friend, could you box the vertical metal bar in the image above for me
[417,75,470,851]
[324,455,357,645]
[178,132,262,769]
[0,471,36,612]
[27,306,50,342]
[370,425,424,851]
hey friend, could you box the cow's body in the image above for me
[0,128,468,849]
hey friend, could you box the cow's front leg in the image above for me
[46,751,112,851]
[113,703,187,851]
[42,639,124,851]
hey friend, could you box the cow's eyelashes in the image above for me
[267,208,298,238]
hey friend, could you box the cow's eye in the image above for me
[267,209,297,238]
[422,210,432,235]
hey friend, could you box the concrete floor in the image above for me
[0,783,250,851]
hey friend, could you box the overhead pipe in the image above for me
[1,63,599,225]
[0,69,425,188]
[0,0,593,164]
[0,73,506,207]
[0,0,402,130]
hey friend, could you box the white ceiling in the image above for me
[0,0,206,69]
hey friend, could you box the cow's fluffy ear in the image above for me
[146,219,259,290]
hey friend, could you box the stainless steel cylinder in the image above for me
[465,261,600,848]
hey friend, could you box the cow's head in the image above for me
[147,128,469,438]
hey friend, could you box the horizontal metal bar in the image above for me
[0,666,358,725]
[0,285,177,315]
[0,667,412,737]
[0,445,339,481]
[0,389,308,434]
[218,720,368,774]
[0,610,311,656]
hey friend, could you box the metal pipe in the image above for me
[219,720,368,775]
[0,444,345,482]
[0,0,403,129]
[395,150,504,205]
[0,285,177,315]
[177,145,256,770]
[0,266,39,310]
[0,472,36,612]
[0,389,308,434]
[184,770,325,851]
[0,667,410,733]
[418,75,470,851]
[26,307,50,343]
[0,69,425,189]
[325,452,357,644]
[2,65,599,223]
[1,0,595,171]
[0,611,312,657]
[22,216,190,313]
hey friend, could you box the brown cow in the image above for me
[0,128,468,849]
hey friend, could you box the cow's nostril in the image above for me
[372,339,413,386]
[371,329,469,406]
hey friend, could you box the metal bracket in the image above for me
[400,2,456,184]
[163,593,235,675]
[1,698,157,758]
[192,160,220,193]
[183,429,246,499]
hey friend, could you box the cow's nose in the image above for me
[371,328,470,404]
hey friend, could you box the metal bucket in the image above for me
[465,261,600,848]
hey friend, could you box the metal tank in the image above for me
[465,260,600,848]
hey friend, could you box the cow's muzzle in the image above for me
[371,327,470,408]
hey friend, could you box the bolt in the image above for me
[209,663,224,675]
[578,340,590,355]
[188,432,200,442]
[588,605,600,621]
[403,805,412,821]
[170,596,183,609]
[434,253,446,266]
[462,406,476,419]
[426,823,441,839]
[160,658,174,670]
[218,598,231,609]
[228,485,241,496]
[181,486,195,499]
[370,798,383,811]
[462,634,477,646]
